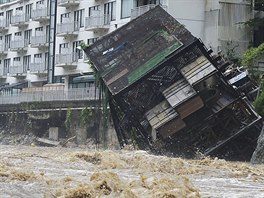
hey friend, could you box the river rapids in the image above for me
[0,145,264,198]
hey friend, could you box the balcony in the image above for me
[11,14,28,27]
[55,52,78,68]
[32,8,50,22]
[0,43,8,56]
[0,19,8,32]
[57,22,79,37]
[131,4,168,20]
[10,40,28,52]
[31,35,49,49]
[0,65,7,78]
[85,14,110,31]
[30,62,47,75]
[57,0,79,7]
[9,66,26,77]
[0,87,98,105]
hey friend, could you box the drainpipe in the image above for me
[47,0,57,84]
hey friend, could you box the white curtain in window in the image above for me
[121,0,134,18]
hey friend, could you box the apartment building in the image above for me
[0,0,255,95]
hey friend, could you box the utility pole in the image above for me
[48,0,57,84]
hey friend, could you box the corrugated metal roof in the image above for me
[162,78,196,108]
[145,100,178,129]
[84,6,196,95]
[181,56,216,85]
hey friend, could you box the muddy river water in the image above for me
[0,145,264,198]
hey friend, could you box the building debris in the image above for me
[84,6,262,161]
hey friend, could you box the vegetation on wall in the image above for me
[242,42,264,67]
[254,90,264,116]
[64,107,72,131]
[80,42,110,148]
[80,107,92,127]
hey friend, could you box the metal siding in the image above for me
[145,100,178,129]
[181,56,216,85]
[163,78,196,108]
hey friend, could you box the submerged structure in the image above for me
[84,6,262,161]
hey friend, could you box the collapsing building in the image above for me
[84,6,262,161]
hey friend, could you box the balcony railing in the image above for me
[9,65,24,75]
[0,19,8,31]
[0,43,7,54]
[85,14,110,31]
[57,0,79,7]
[31,35,48,47]
[10,39,27,50]
[131,4,168,20]
[0,0,16,5]
[0,87,99,104]
[11,14,27,26]
[30,62,47,73]
[32,8,50,21]
[57,22,79,36]
[55,52,78,67]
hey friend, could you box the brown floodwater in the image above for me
[0,145,264,198]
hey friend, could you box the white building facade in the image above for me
[0,0,254,94]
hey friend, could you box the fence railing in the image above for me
[10,39,27,49]
[31,35,48,46]
[32,8,50,20]
[85,14,110,29]
[55,52,78,65]
[30,62,47,73]
[9,65,24,75]
[0,19,7,28]
[0,43,5,51]
[0,0,16,5]
[0,87,100,104]
[11,13,26,24]
[131,4,168,20]
[57,0,79,5]
[57,21,80,34]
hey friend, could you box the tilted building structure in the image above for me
[85,6,262,161]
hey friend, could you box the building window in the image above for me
[6,10,12,26]
[74,9,84,30]
[45,52,48,70]
[13,57,21,67]
[15,32,22,37]
[59,43,69,53]
[24,29,32,45]
[0,12,4,16]
[104,1,116,21]
[87,38,98,46]
[89,5,100,16]
[25,4,33,21]
[35,27,43,36]
[73,40,83,59]
[4,34,11,50]
[46,25,50,42]
[36,0,45,8]
[61,13,70,23]
[34,54,42,65]
[16,6,23,13]
[14,32,22,40]
[121,0,134,18]
[23,55,31,72]
[3,59,10,75]
[35,27,43,32]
